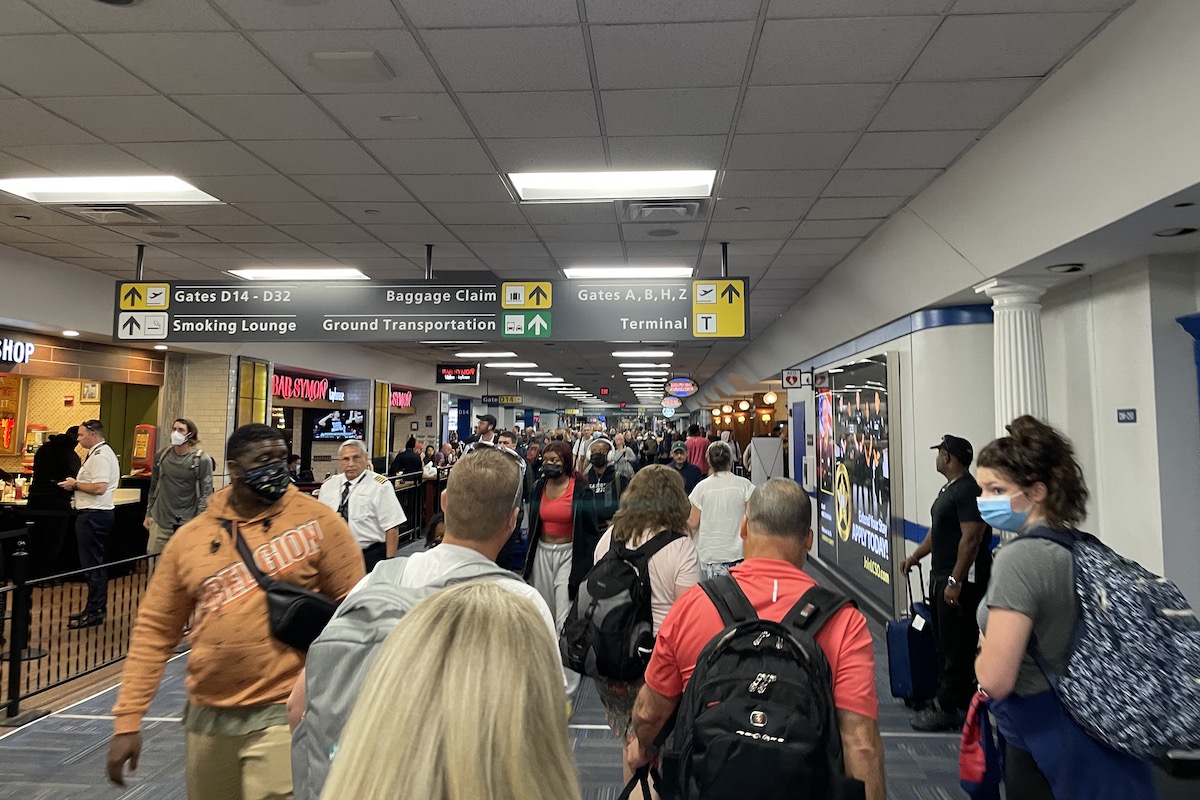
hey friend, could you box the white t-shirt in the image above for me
[75,442,121,510]
[593,527,700,634]
[689,472,756,564]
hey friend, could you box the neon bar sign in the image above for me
[272,374,329,402]
[390,390,413,408]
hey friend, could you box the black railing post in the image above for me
[3,525,49,725]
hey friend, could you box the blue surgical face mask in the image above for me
[977,494,1028,532]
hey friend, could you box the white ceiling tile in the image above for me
[486,138,607,172]
[2,0,62,33]
[535,224,621,242]
[907,13,1113,80]
[545,241,623,258]
[18,241,111,259]
[794,218,882,238]
[871,79,1039,131]
[586,0,761,23]
[623,241,702,257]
[701,240,785,256]
[175,95,346,140]
[478,257,558,272]
[408,0,577,27]
[241,141,385,175]
[0,204,87,225]
[770,0,953,16]
[779,237,862,256]
[24,225,135,243]
[311,242,398,258]
[2,144,153,175]
[707,221,797,240]
[808,196,907,219]
[469,242,549,257]
[711,197,814,221]
[366,139,495,175]
[317,93,474,140]
[236,202,346,226]
[823,168,941,196]
[183,253,274,268]
[350,257,422,277]
[591,22,756,89]
[292,174,414,203]
[460,92,600,138]
[0,226,56,244]
[621,222,706,241]
[331,203,438,225]
[70,242,184,259]
[0,35,154,97]
[29,0,231,31]
[768,253,841,271]
[521,203,619,225]
[210,0,404,29]
[0,152,54,179]
[234,242,325,259]
[364,224,456,242]
[251,30,443,94]
[728,133,858,170]
[391,241,474,258]
[720,170,833,197]
[86,33,295,94]
[0,100,100,146]
[697,253,772,271]
[141,205,266,225]
[0,86,14,99]
[752,17,939,84]
[192,225,295,243]
[844,130,979,169]
[952,0,1128,12]
[423,27,590,92]
[118,226,217,243]
[399,174,513,203]
[40,96,222,143]
[602,88,738,136]
[423,203,526,225]
[191,175,317,203]
[737,84,892,134]
[122,141,277,176]
[448,224,538,243]
[608,136,725,170]
[158,263,228,278]
[276,224,376,243]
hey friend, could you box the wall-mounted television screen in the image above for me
[312,409,365,441]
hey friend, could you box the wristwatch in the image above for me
[946,575,961,588]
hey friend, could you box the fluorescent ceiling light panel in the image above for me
[485,361,538,368]
[619,363,670,369]
[612,351,674,358]
[506,371,551,377]
[526,378,565,384]
[228,268,368,281]
[509,170,715,202]
[625,371,668,377]
[421,340,484,344]
[457,351,517,358]
[0,175,221,204]
[564,266,693,280]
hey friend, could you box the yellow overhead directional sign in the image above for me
[119,283,170,311]
[501,281,552,309]
[691,279,746,338]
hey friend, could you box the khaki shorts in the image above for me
[186,723,292,800]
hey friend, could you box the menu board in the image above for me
[814,355,895,606]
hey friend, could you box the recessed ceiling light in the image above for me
[1046,263,1084,274]
[228,267,368,280]
[153,344,169,350]
[509,170,716,202]
[526,378,565,383]
[612,350,673,358]
[618,362,670,369]
[0,176,220,204]
[457,351,517,358]
[648,229,679,237]
[1154,227,1198,237]
[485,361,538,368]
[62,330,80,337]
[564,266,694,279]
[506,371,551,377]
[310,50,394,83]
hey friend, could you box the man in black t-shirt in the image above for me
[901,434,991,731]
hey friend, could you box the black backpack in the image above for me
[660,577,863,800]
[560,531,683,682]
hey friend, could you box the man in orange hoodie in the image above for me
[106,423,364,800]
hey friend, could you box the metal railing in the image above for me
[2,526,159,725]
[388,467,449,545]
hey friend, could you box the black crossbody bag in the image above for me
[225,520,337,650]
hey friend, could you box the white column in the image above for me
[975,279,1048,435]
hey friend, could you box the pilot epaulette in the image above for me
[374,474,389,484]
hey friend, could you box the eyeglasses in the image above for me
[460,441,527,509]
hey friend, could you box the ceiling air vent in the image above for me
[621,199,707,223]
[57,204,165,225]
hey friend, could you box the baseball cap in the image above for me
[932,434,973,467]
[476,413,497,426]
[671,441,688,453]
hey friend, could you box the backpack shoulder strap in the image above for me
[1020,526,1079,550]
[621,530,684,562]
[700,575,757,627]
[365,556,409,588]
[781,585,854,635]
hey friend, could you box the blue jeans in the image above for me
[75,509,114,614]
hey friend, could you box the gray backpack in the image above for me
[291,556,518,800]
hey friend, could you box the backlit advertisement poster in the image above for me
[814,356,894,606]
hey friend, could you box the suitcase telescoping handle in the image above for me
[907,562,929,609]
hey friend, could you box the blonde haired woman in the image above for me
[319,582,581,800]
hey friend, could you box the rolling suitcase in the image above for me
[887,563,938,707]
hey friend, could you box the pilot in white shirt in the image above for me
[317,439,406,572]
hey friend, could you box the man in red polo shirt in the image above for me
[684,424,710,475]
[628,478,885,800]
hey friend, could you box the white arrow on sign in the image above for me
[530,314,549,335]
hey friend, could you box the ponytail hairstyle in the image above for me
[976,415,1089,528]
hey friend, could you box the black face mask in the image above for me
[241,459,291,502]
[589,453,608,469]
[542,463,564,478]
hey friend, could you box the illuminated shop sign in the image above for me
[390,390,413,408]
[0,337,35,366]
[436,363,480,385]
[273,374,329,402]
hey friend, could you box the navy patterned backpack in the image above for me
[1026,528,1200,759]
